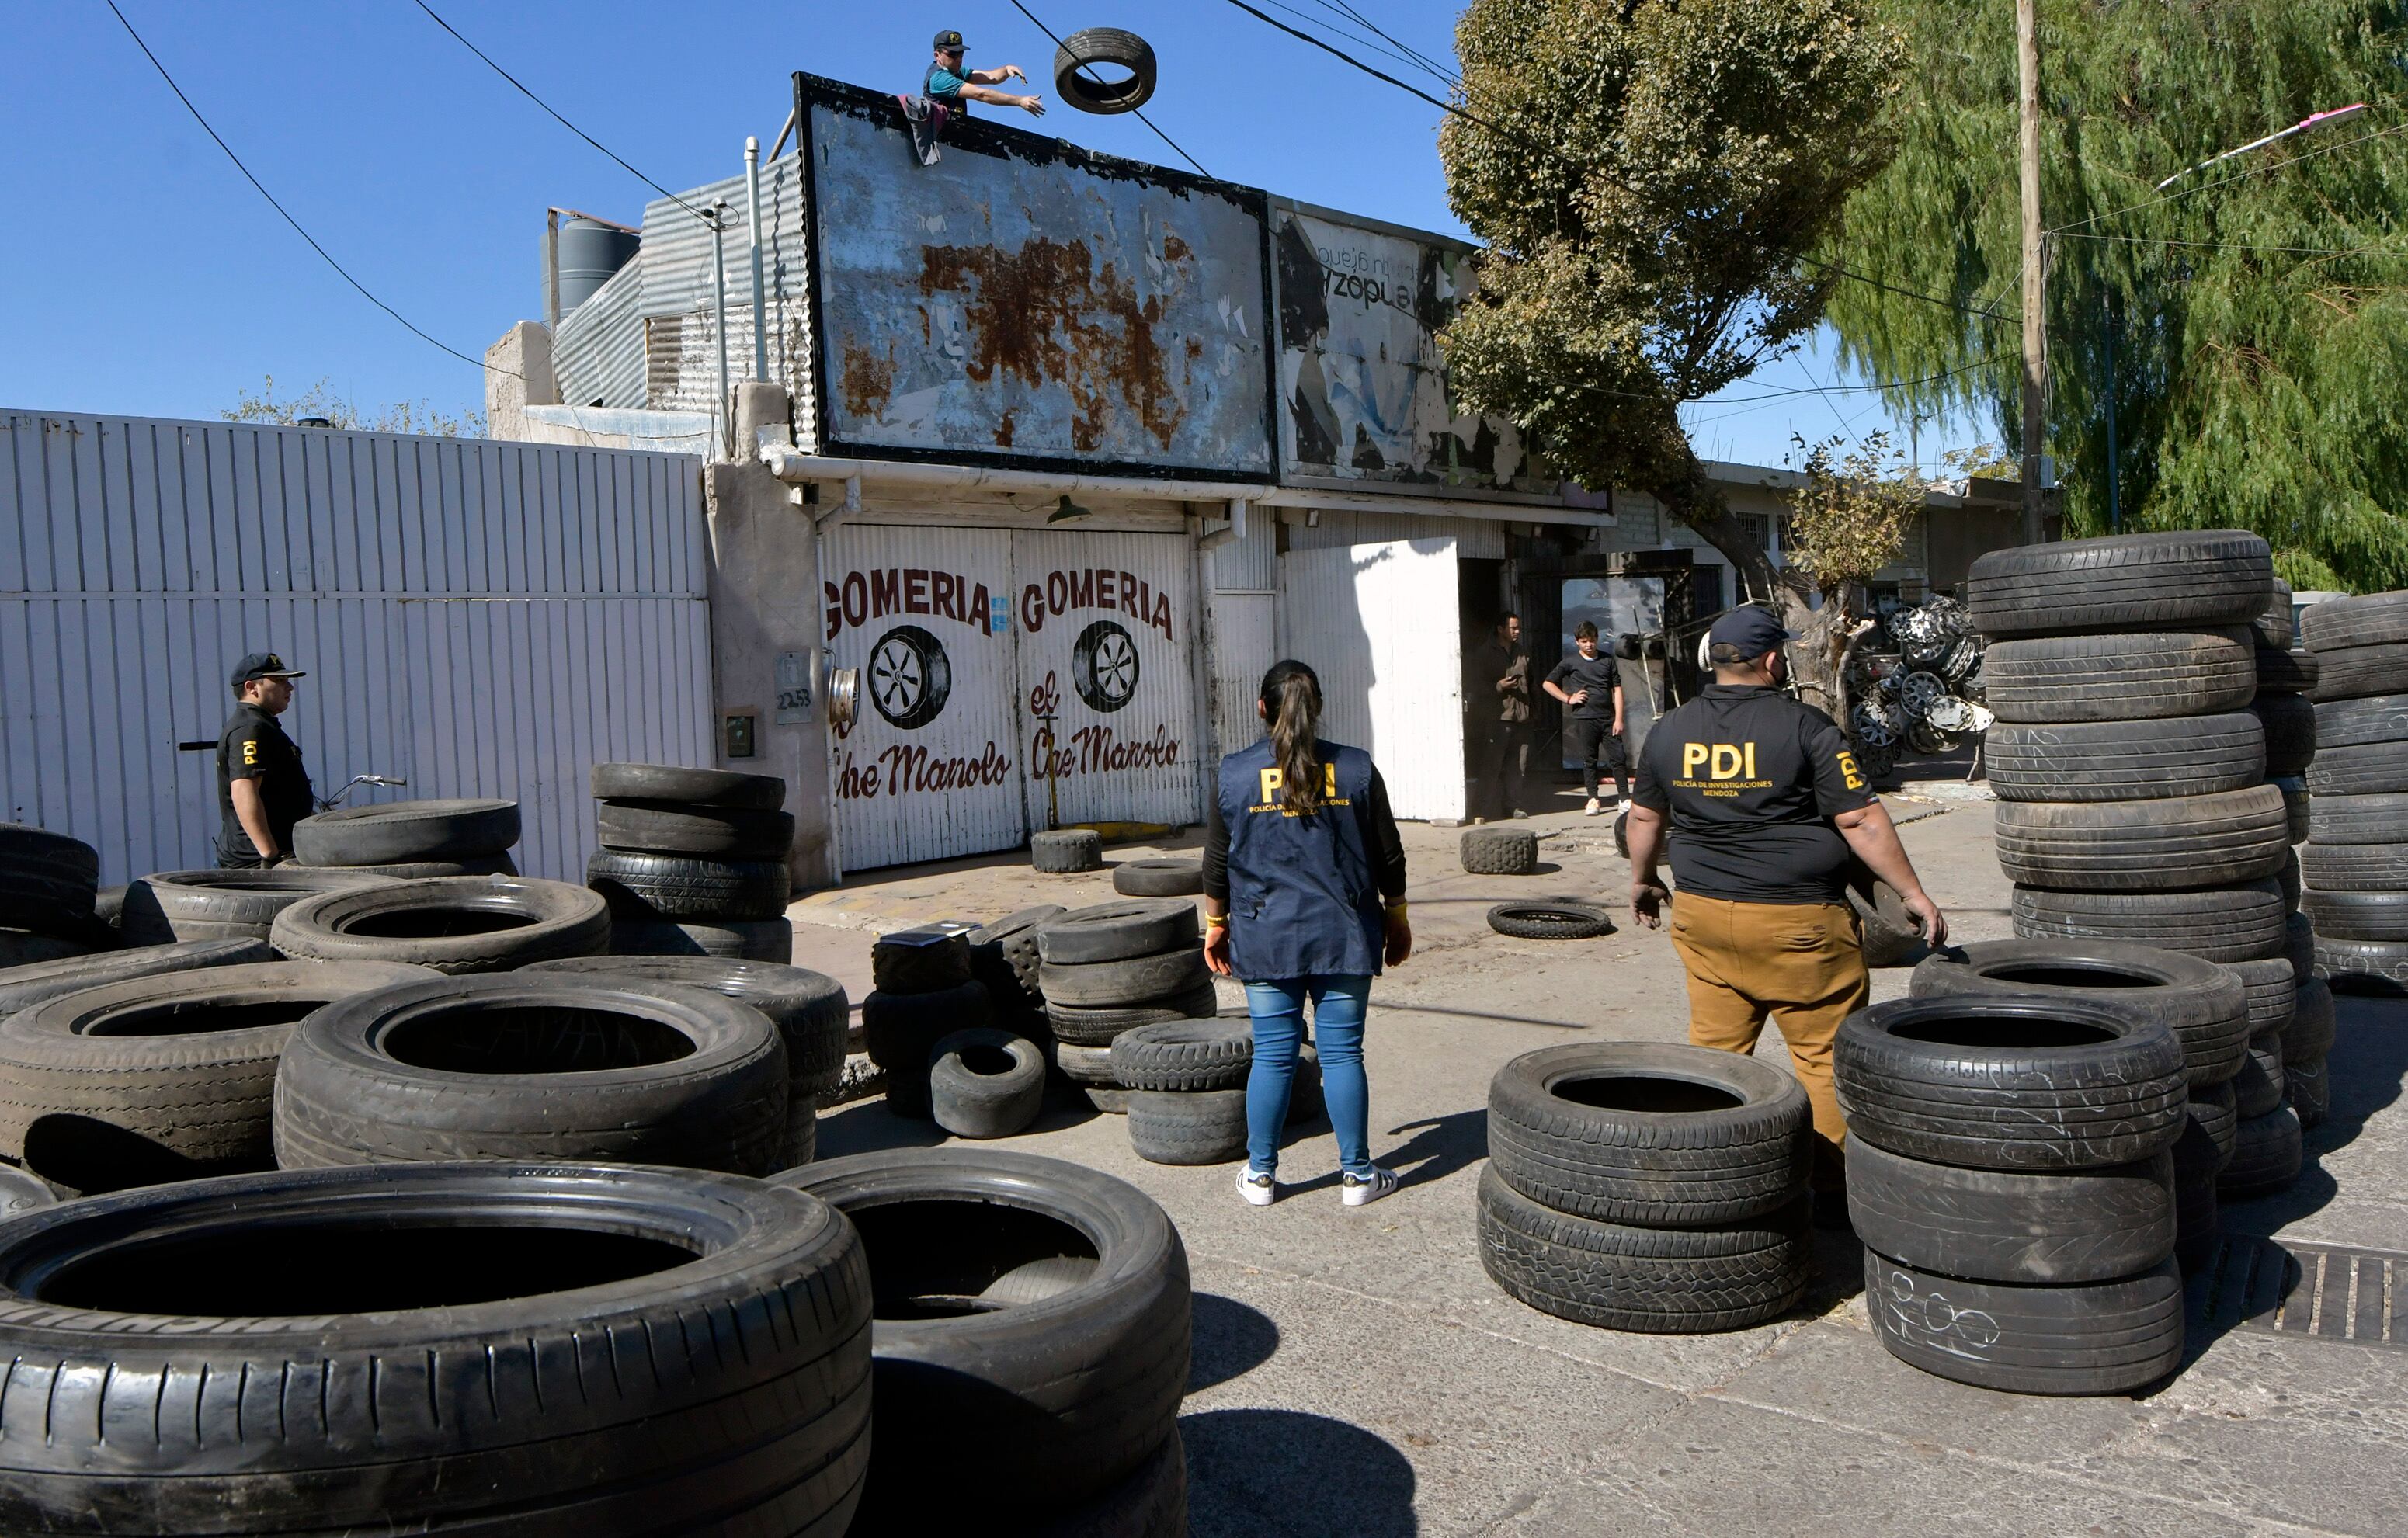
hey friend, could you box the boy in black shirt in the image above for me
[1543,621,1627,817]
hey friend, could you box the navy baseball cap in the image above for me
[1706,606,1795,657]
[933,29,967,50]
[230,651,305,687]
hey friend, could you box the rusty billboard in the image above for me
[1272,199,1539,495]
[796,74,1276,481]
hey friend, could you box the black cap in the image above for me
[1706,606,1794,658]
[933,29,966,50]
[231,651,305,688]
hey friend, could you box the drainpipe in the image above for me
[745,136,769,383]
[710,202,733,460]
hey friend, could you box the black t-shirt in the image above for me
[1631,685,1873,904]
[217,703,313,865]
[1545,651,1622,720]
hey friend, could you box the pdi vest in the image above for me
[1217,737,1384,981]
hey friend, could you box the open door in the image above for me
[1277,538,1465,821]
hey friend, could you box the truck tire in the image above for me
[2219,1105,2304,1199]
[2316,935,2408,994]
[929,1029,1046,1139]
[1865,1251,2184,1395]
[0,1162,871,1536]
[1909,939,2250,1087]
[271,877,610,974]
[1846,1137,2176,1284]
[772,1149,1189,1524]
[1126,1088,1249,1164]
[2010,880,2286,963]
[1460,826,1541,875]
[1478,1165,1809,1334]
[1054,1040,1121,1086]
[274,973,788,1175]
[120,866,401,946]
[2307,741,2408,797]
[589,762,787,809]
[0,938,272,1018]
[2252,692,2317,775]
[2299,588,2408,651]
[1111,1019,1252,1091]
[1032,828,1104,873]
[2309,641,2408,702]
[610,916,793,963]
[2253,645,2319,695]
[585,850,791,921]
[291,798,518,866]
[1485,1043,1809,1226]
[1113,858,1205,897]
[0,960,437,1186]
[871,928,974,994]
[1834,994,2187,1170]
[596,800,795,861]
[1038,900,1200,964]
[1966,529,2271,639]
[1984,713,2265,802]
[1994,786,2289,891]
[1979,630,2255,724]
[970,904,1063,1005]
[0,824,98,936]
[1041,948,1209,1007]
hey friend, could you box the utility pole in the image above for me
[2017,0,2047,546]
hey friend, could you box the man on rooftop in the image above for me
[926,29,1047,118]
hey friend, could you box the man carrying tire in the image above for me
[1624,606,1946,1212]
[216,652,312,869]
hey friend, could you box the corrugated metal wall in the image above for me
[0,412,712,883]
[553,255,647,409]
[1278,538,1465,821]
[1207,516,1277,761]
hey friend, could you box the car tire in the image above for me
[1485,1043,1810,1226]
[2227,956,2295,1039]
[2188,1078,2239,1165]
[2010,879,2287,963]
[2218,1105,2305,1199]
[2285,977,2336,1063]
[0,1162,871,1536]
[1979,629,2256,724]
[596,800,796,861]
[290,799,519,866]
[0,938,273,1017]
[609,916,793,963]
[1993,785,2289,891]
[1835,995,2187,1170]
[274,973,789,1175]
[1052,26,1159,114]
[1460,827,1541,875]
[271,877,610,973]
[2299,840,2408,892]
[1865,1250,2184,1395]
[773,1149,1189,1524]
[2252,692,2318,776]
[1488,901,1616,940]
[2271,777,2311,846]
[2288,1054,2330,1130]
[1983,713,2266,802]
[1027,1430,1185,1538]
[0,824,99,936]
[2300,887,2408,942]
[2309,791,2408,845]
[2316,934,2408,995]
[929,1029,1047,1139]
[291,853,517,880]
[1113,858,1204,897]
[1039,900,1201,963]
[1041,948,1209,1007]
[1126,1088,1249,1165]
[2253,644,2319,695]
[2173,1116,2222,1271]
[2312,691,2408,749]
[2229,1030,2285,1119]
[2300,588,2408,650]
[2284,910,2316,974]
[1111,1019,1252,1092]
[2307,640,2408,702]
[585,850,791,921]
[1032,828,1104,873]
[872,929,975,994]
[2307,741,2408,797]
[589,762,787,809]
[1846,1137,2176,1284]
[1909,939,2250,1087]
[1966,529,2270,639]
[1478,1165,1810,1334]
[119,866,402,946]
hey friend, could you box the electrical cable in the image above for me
[1318,0,1461,90]
[1002,0,1211,178]
[2049,120,2408,236]
[1261,0,1458,91]
[2053,229,2408,259]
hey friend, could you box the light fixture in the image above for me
[1048,494,1092,525]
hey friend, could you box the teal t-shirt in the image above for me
[926,64,968,99]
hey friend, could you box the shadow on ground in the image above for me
[1190,1293,1280,1393]
[1182,1408,1417,1537]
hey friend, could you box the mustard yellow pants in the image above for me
[1666,892,1869,1185]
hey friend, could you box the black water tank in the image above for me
[556,217,639,312]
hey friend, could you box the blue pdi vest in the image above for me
[1216,738,1385,981]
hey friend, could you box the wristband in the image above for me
[1385,898,1409,914]
[1204,915,1228,929]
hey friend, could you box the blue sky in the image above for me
[0,1,1989,474]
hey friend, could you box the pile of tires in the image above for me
[968,904,1062,1037]
[1114,1017,1255,1165]
[862,925,994,1120]
[776,1149,1190,1533]
[1836,994,2188,1395]
[1478,1043,1814,1334]
[119,866,399,947]
[2299,592,2408,998]
[0,1161,874,1534]
[524,953,850,1167]
[1039,900,1214,1114]
[291,797,520,877]
[269,876,610,973]
[1909,939,2249,1272]
[589,763,796,962]
[0,823,111,965]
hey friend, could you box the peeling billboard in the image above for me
[797,75,1276,481]
[1273,200,1539,494]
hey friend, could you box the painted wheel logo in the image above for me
[867,624,952,729]
[1072,620,1140,713]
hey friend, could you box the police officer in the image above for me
[1624,606,1945,1209]
[217,651,313,868]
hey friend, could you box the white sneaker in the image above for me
[1340,1166,1399,1207]
[1236,1165,1277,1206]
[1583,797,1603,817]
[1617,799,1633,815]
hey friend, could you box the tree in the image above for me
[1820,0,2408,593]
[223,376,486,439]
[1437,0,1909,720]
[1776,429,1925,718]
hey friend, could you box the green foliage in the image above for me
[1784,429,1927,595]
[1823,0,2408,592]
[223,375,486,439]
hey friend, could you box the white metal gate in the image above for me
[0,412,711,883]
[1278,538,1465,821]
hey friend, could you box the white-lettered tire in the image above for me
[1864,1250,2184,1395]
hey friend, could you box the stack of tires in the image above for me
[589,764,794,962]
[861,925,992,1120]
[1478,1043,1815,1334]
[1114,1018,1255,1165]
[1836,994,2189,1395]
[0,824,111,965]
[292,797,520,877]
[2299,592,2408,998]
[269,877,610,974]
[967,904,1062,1039]
[1039,901,1215,1114]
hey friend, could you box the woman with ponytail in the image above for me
[1203,660,1411,1208]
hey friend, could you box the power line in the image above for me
[1003,0,1211,178]
[1264,0,1459,92]
[2054,228,2408,259]
[2049,120,2408,236]
[1316,0,1461,90]
[409,0,714,228]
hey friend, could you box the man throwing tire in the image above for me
[1624,606,1945,1211]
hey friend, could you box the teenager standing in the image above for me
[1544,620,1628,817]
[1203,661,1411,1209]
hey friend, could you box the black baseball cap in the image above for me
[231,651,305,687]
[1706,606,1795,658]
[933,29,967,51]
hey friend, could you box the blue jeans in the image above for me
[1242,975,1373,1179]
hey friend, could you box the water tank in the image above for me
[555,217,640,313]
